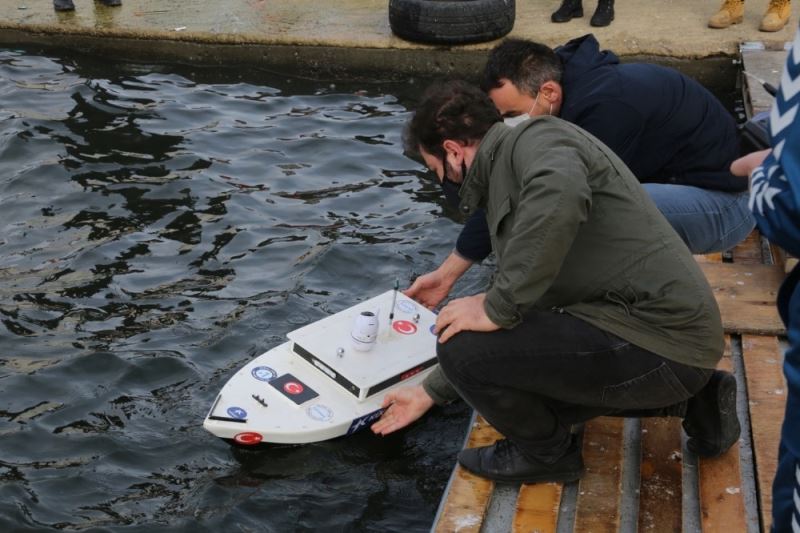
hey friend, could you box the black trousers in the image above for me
[437,308,713,462]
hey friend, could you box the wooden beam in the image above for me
[638,417,683,532]
[574,417,625,532]
[513,482,562,533]
[434,415,502,533]
[699,262,785,335]
[698,341,747,531]
[741,334,787,528]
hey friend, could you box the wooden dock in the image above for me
[431,46,792,533]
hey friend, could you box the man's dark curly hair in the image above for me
[480,38,563,96]
[403,80,501,160]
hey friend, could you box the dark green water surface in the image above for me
[0,50,492,532]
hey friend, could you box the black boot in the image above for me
[457,437,584,483]
[682,370,741,457]
[590,0,615,26]
[98,0,122,6]
[53,0,75,11]
[551,0,583,23]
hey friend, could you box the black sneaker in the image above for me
[590,0,615,27]
[53,0,75,11]
[457,437,584,484]
[551,0,584,23]
[683,370,741,457]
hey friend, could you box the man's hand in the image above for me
[404,270,451,310]
[405,252,473,310]
[434,293,500,343]
[371,385,435,436]
[731,149,771,179]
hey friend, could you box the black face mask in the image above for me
[440,161,467,209]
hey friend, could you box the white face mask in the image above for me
[502,91,552,127]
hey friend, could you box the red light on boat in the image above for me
[234,432,263,445]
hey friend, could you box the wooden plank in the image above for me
[513,482,562,533]
[699,262,785,335]
[698,340,748,531]
[574,417,625,532]
[638,417,683,532]
[695,253,723,263]
[434,415,502,533]
[731,230,764,265]
[741,334,787,528]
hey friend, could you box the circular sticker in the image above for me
[234,432,263,445]
[284,381,304,395]
[392,320,418,335]
[397,300,417,313]
[429,324,437,335]
[227,406,247,419]
[251,366,277,382]
[306,404,334,422]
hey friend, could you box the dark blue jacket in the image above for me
[748,26,800,529]
[456,34,745,262]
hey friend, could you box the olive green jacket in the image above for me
[423,117,723,405]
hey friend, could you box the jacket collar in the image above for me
[459,122,512,214]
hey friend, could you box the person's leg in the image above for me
[642,183,755,254]
[770,442,799,530]
[436,309,711,481]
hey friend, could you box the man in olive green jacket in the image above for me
[371,81,739,483]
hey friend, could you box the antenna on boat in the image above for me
[389,279,399,323]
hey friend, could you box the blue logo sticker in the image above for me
[227,406,247,420]
[346,408,385,435]
[397,300,417,313]
[251,366,277,382]
[429,324,437,335]
[306,404,334,422]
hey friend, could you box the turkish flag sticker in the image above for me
[270,373,318,405]
[392,320,418,335]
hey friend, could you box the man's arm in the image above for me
[456,208,493,262]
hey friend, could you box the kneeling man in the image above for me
[372,81,740,483]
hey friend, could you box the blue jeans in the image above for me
[643,183,755,254]
[437,309,712,462]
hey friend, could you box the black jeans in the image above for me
[437,308,713,462]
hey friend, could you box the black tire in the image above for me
[389,0,515,45]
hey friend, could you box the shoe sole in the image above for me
[458,462,585,484]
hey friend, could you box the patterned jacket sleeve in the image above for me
[749,27,800,257]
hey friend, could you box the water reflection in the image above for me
[0,49,486,531]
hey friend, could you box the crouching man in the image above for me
[371,81,740,483]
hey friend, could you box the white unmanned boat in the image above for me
[204,290,439,446]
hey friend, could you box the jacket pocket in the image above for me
[601,362,691,409]
[487,195,512,238]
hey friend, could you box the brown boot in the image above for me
[760,0,791,31]
[708,0,745,28]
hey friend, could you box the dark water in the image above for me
[0,50,492,532]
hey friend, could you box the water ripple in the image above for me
[0,49,480,532]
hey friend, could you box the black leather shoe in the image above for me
[551,0,583,23]
[53,0,75,11]
[98,0,122,6]
[683,370,741,457]
[590,0,615,26]
[457,438,584,483]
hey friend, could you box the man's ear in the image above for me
[540,80,563,106]
[442,139,464,165]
